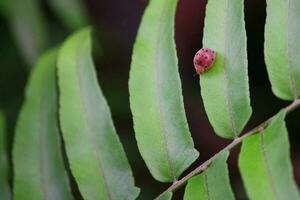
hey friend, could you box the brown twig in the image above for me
[155,98,300,199]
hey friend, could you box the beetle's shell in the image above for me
[193,48,216,74]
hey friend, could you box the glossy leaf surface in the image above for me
[129,0,199,182]
[200,0,252,138]
[13,49,73,200]
[239,111,299,200]
[58,28,140,199]
[264,0,300,100]
[184,151,235,200]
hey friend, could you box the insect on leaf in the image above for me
[58,27,140,199]
[129,0,199,182]
[184,151,235,200]
[13,49,73,200]
[200,0,252,139]
[264,0,300,100]
[239,111,300,200]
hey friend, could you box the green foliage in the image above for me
[129,0,199,182]
[2,0,300,199]
[47,0,87,30]
[13,49,73,200]
[0,0,9,17]
[184,151,235,200]
[239,111,299,200]
[9,0,49,67]
[0,112,11,200]
[264,0,300,100]
[57,28,140,200]
[200,0,252,139]
[160,192,173,200]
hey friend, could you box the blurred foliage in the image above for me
[0,17,27,147]
[0,1,88,198]
[6,0,88,68]
[13,49,74,200]
[47,0,88,30]
[0,0,88,143]
[0,0,9,17]
[10,0,49,67]
[0,112,11,200]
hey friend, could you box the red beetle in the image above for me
[193,48,216,75]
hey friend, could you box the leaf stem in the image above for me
[154,98,300,199]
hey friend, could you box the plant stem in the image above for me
[155,98,300,199]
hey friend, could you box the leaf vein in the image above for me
[260,133,278,200]
[153,0,176,181]
[203,172,211,200]
[75,41,112,199]
[222,0,238,137]
[286,0,298,99]
[38,93,48,200]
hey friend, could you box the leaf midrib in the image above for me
[221,0,239,138]
[153,0,176,181]
[37,84,49,200]
[74,37,112,199]
[259,133,278,199]
[286,0,298,99]
[203,172,211,200]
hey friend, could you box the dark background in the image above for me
[1,0,299,199]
